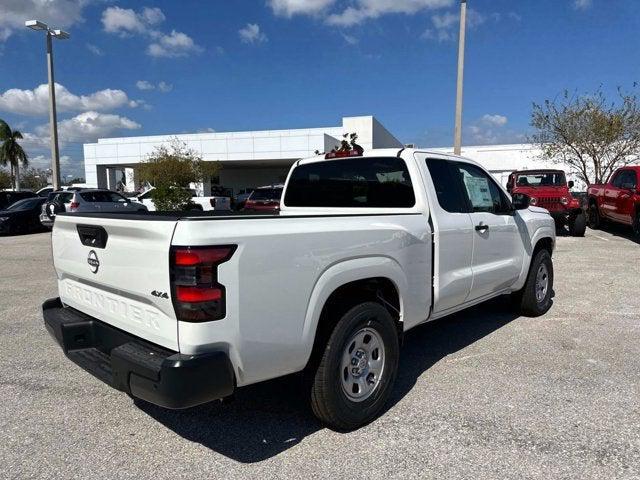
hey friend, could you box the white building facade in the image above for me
[82,115,587,194]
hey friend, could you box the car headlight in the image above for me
[560,197,568,205]
[529,197,537,206]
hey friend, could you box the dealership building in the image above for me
[82,115,587,194]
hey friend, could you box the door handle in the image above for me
[475,223,489,232]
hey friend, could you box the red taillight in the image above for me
[70,201,80,210]
[176,286,222,302]
[170,245,236,322]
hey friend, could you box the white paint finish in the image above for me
[95,143,118,159]
[54,147,556,393]
[52,215,179,350]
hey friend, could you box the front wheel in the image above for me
[513,249,554,317]
[310,302,400,431]
[588,203,601,229]
[632,210,640,238]
[568,212,586,237]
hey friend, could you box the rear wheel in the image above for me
[513,249,554,317]
[310,302,399,431]
[588,202,601,229]
[568,212,586,237]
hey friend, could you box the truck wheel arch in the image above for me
[300,257,407,372]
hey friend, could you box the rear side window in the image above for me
[284,157,415,208]
[425,158,469,213]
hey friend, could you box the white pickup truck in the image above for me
[43,148,555,430]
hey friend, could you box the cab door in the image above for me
[610,169,637,224]
[452,161,525,301]
[422,156,475,313]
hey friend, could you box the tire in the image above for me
[587,202,601,229]
[310,302,400,431]
[514,249,554,317]
[632,210,640,238]
[568,212,586,237]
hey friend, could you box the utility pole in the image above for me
[26,20,69,191]
[46,32,61,190]
[453,0,467,156]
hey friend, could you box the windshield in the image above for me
[7,198,43,211]
[250,188,283,201]
[515,172,566,187]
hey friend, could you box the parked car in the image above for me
[506,169,586,236]
[587,166,640,237]
[40,189,148,229]
[43,147,555,430]
[243,184,283,212]
[233,188,254,210]
[0,197,47,235]
[135,187,231,211]
[0,190,37,210]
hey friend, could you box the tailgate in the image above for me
[52,214,179,350]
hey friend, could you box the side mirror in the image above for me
[568,180,574,189]
[512,193,530,210]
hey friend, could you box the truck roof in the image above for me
[296,147,484,168]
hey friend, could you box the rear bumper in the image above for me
[42,297,235,409]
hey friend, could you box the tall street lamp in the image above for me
[25,20,69,191]
[453,0,467,156]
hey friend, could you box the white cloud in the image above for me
[239,23,268,44]
[422,8,486,41]
[327,0,453,27]
[341,33,359,45]
[481,114,508,127]
[102,6,149,36]
[86,43,104,56]
[136,80,173,92]
[33,111,141,144]
[467,114,521,145]
[573,0,592,10]
[158,81,173,93]
[0,0,89,42]
[136,80,155,91]
[0,84,138,116]
[147,30,203,57]
[268,0,336,17]
[102,6,201,58]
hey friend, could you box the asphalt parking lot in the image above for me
[1,228,639,479]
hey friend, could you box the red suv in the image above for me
[242,185,284,212]
[506,169,586,236]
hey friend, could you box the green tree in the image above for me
[138,138,221,211]
[0,119,29,190]
[531,86,640,185]
[0,169,11,189]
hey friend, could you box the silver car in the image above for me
[40,189,147,228]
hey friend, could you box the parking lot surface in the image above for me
[1,228,639,479]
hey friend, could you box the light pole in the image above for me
[453,0,467,156]
[25,20,69,191]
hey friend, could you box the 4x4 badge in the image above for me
[151,290,169,299]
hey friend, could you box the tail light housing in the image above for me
[170,245,236,322]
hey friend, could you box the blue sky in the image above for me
[0,0,638,178]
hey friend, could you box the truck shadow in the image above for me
[137,296,521,463]
[590,224,640,245]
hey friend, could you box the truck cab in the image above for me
[506,169,586,236]
[587,166,640,237]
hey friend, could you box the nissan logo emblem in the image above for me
[87,250,100,274]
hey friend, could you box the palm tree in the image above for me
[0,119,29,190]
